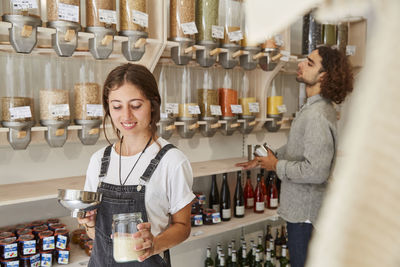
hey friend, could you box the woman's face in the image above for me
[108,82,152,138]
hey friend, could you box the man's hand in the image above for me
[255,149,278,171]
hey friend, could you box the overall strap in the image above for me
[99,145,113,179]
[140,144,176,183]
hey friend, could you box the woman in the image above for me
[78,63,195,266]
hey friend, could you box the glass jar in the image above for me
[195,0,219,44]
[55,248,70,264]
[218,69,238,118]
[322,23,337,46]
[16,229,32,238]
[219,0,242,46]
[2,0,41,17]
[112,213,145,263]
[302,10,321,55]
[39,250,53,266]
[337,22,348,54]
[170,0,195,40]
[0,237,17,261]
[47,0,81,23]
[239,71,257,117]
[71,229,85,245]
[86,0,116,28]
[120,0,147,32]
[55,229,69,250]
[196,68,218,119]
[17,234,36,257]
[38,230,54,251]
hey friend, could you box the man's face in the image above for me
[296,50,325,86]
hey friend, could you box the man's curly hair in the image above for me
[317,46,354,104]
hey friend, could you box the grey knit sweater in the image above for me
[276,94,337,224]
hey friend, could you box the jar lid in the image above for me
[29,221,45,227]
[46,218,60,225]
[55,229,69,236]
[33,225,48,233]
[18,234,35,242]
[38,230,54,238]
[49,223,66,230]
[72,229,86,235]
[0,237,16,245]
[15,224,28,231]
[17,228,33,236]
[0,232,14,239]
[203,208,216,215]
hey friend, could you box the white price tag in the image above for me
[277,104,287,113]
[58,3,79,22]
[231,104,243,114]
[274,34,284,47]
[12,0,38,9]
[132,9,148,28]
[228,30,243,42]
[280,50,290,62]
[160,112,169,119]
[99,9,117,24]
[346,45,356,56]
[248,102,259,113]
[49,104,70,117]
[9,106,32,119]
[188,105,201,115]
[86,104,103,117]
[181,22,198,35]
[210,105,222,116]
[165,103,179,114]
[212,25,224,39]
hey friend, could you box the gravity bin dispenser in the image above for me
[238,4,260,71]
[2,0,42,53]
[264,75,286,132]
[239,72,258,134]
[218,69,240,136]
[258,36,283,72]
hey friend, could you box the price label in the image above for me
[181,22,198,35]
[280,50,290,62]
[228,30,243,42]
[212,25,224,39]
[346,45,356,56]
[49,104,70,117]
[274,34,284,46]
[86,104,103,117]
[188,105,201,115]
[248,102,259,113]
[277,104,287,113]
[165,103,179,114]
[12,0,38,9]
[231,104,243,114]
[3,260,18,267]
[132,10,148,28]
[58,3,79,22]
[99,9,117,24]
[210,105,222,116]
[160,112,169,119]
[9,106,32,119]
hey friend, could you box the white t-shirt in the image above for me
[84,137,195,237]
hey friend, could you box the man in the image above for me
[237,46,353,267]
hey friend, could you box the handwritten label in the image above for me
[212,25,224,39]
[280,50,290,62]
[50,104,70,117]
[181,22,198,35]
[160,112,169,119]
[231,104,243,114]
[248,102,259,113]
[165,103,179,114]
[58,3,79,22]
[228,30,243,42]
[346,45,356,56]
[9,106,32,119]
[12,0,38,9]
[210,105,222,116]
[277,104,287,113]
[132,10,148,27]
[86,104,103,117]
[99,9,117,24]
[188,105,201,115]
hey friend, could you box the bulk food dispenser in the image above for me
[258,35,283,72]
[0,53,35,150]
[238,71,258,134]
[119,0,148,61]
[196,67,220,137]
[86,0,117,59]
[39,55,70,147]
[264,75,286,132]
[73,58,102,145]
[218,68,240,135]
[195,0,220,67]
[2,0,42,53]
[169,0,196,65]
[46,0,82,57]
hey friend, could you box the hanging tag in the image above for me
[231,104,243,114]
[99,9,117,24]
[12,0,38,9]
[210,105,222,116]
[9,106,32,119]
[277,104,287,113]
[165,103,179,114]
[86,104,103,117]
[181,22,198,35]
[248,102,259,113]
[188,105,201,115]
[212,25,224,39]
[228,30,243,42]
[132,10,148,28]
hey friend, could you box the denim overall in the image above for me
[88,144,175,267]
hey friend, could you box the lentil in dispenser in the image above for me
[218,68,240,135]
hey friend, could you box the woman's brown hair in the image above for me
[317,46,354,104]
[102,64,161,144]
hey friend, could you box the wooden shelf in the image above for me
[191,157,247,178]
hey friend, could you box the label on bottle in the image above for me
[222,208,231,219]
[230,105,243,114]
[210,105,222,116]
[212,212,221,223]
[49,104,70,117]
[188,105,201,115]
[56,235,67,249]
[255,201,264,211]
[275,245,282,258]
[3,243,17,259]
[3,260,19,266]
[12,0,38,9]
[269,198,278,208]
[246,198,254,207]
[212,204,220,212]
[86,104,103,117]
[165,103,179,114]
[235,205,245,216]
[9,106,32,119]
[41,253,52,267]
[43,236,55,250]
[277,104,287,113]
[58,3,79,22]
[228,30,243,42]
[212,25,224,39]
[23,240,36,255]
[30,253,40,267]
[181,22,198,35]
[346,45,356,56]
[58,250,69,264]
[248,102,259,113]
[132,10,148,28]
[99,9,117,24]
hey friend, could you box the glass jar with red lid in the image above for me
[39,250,53,266]
[19,253,40,267]
[17,234,36,257]
[32,226,48,240]
[38,231,54,251]
[48,223,66,232]
[0,237,17,260]
[16,228,33,238]
[55,229,70,250]
[46,218,60,225]
[0,257,19,266]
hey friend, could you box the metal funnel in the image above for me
[57,189,102,218]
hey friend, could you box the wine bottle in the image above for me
[256,235,264,262]
[267,173,278,210]
[264,249,274,267]
[205,247,214,267]
[269,239,275,260]
[243,170,254,209]
[264,225,272,252]
[234,171,245,218]
[219,253,226,267]
[254,174,265,213]
[215,243,222,266]
[274,228,282,259]
[240,245,249,267]
[231,250,238,267]
[259,169,267,205]
[237,240,245,263]
[210,175,220,212]
[253,249,263,267]
[220,173,231,221]
[246,240,255,266]
[279,245,289,267]
[226,244,233,266]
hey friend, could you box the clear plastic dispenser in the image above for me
[2,0,42,53]
[239,71,257,134]
[218,69,240,135]
[39,55,70,147]
[46,0,82,57]
[264,75,285,132]
[258,36,282,72]
[119,0,148,61]
[0,53,35,150]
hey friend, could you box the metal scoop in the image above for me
[57,189,102,218]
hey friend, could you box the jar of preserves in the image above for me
[38,231,54,251]
[17,234,36,257]
[48,223,66,232]
[16,229,32,238]
[0,237,17,261]
[79,233,91,249]
[39,250,53,266]
[71,229,85,244]
[55,248,70,264]
[32,225,48,240]
[55,229,70,250]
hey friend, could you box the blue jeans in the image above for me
[286,222,314,267]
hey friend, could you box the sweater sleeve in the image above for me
[276,113,335,184]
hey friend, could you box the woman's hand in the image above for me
[77,210,97,239]
[134,222,155,262]
[235,158,258,170]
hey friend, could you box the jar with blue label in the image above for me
[0,258,20,267]
[0,237,18,260]
[55,229,69,250]
[17,234,36,256]
[55,248,70,265]
[40,250,53,266]
[20,253,40,267]
[38,231,54,251]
